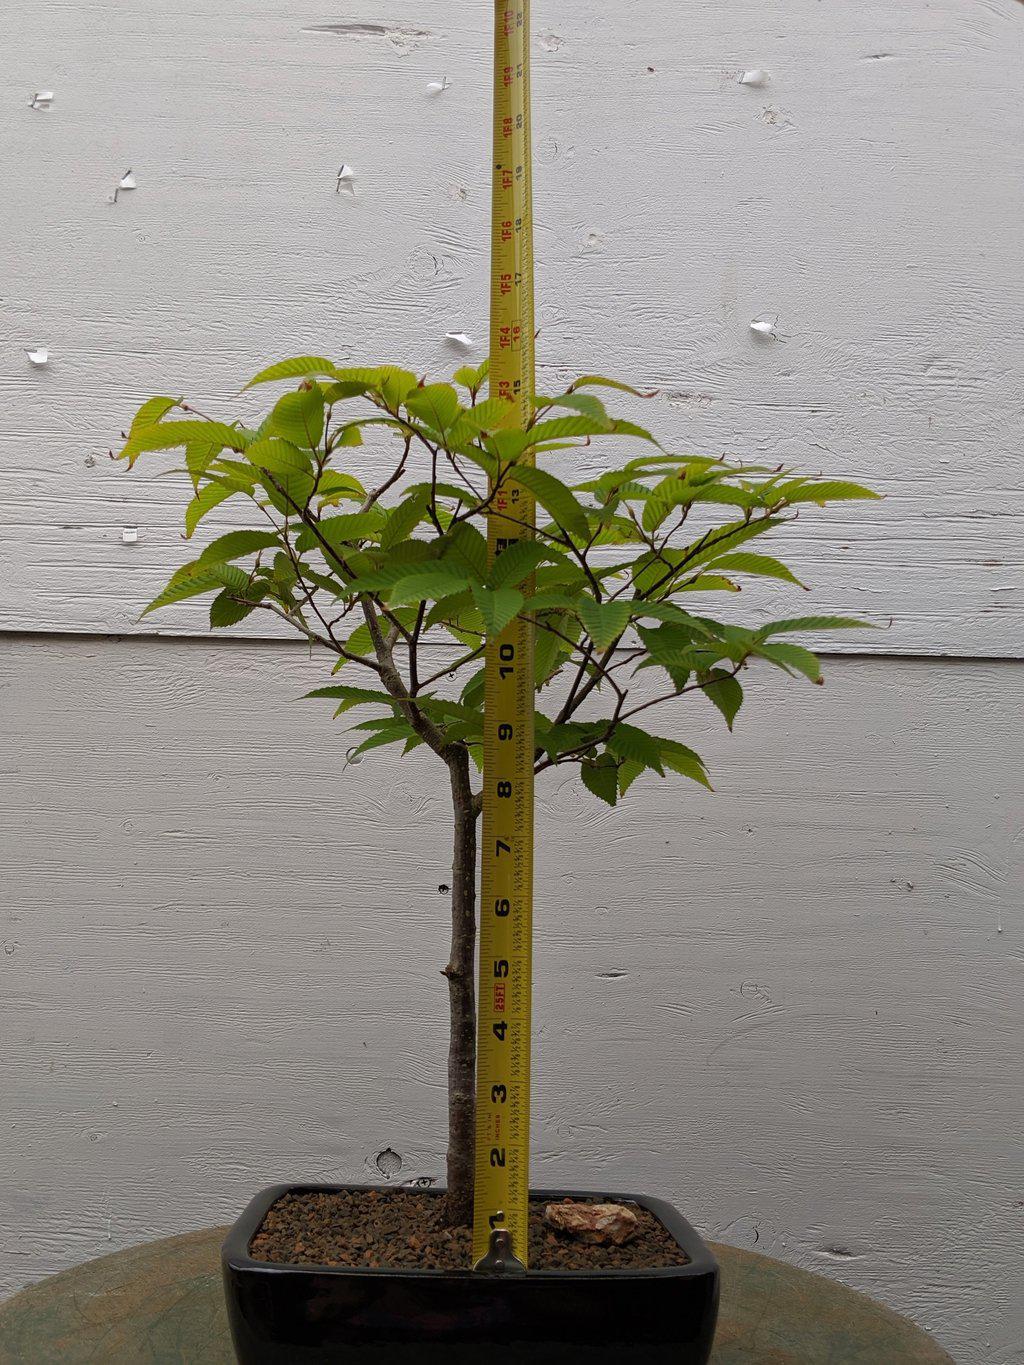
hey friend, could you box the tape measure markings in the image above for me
[472,0,536,1270]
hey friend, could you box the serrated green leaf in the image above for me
[305,683,404,710]
[607,724,665,775]
[618,758,645,796]
[510,464,588,537]
[755,641,822,682]
[676,575,741,593]
[244,436,313,477]
[535,392,610,423]
[142,561,247,615]
[452,358,490,392]
[184,483,233,538]
[658,739,712,789]
[487,539,551,590]
[448,397,515,440]
[296,510,385,557]
[120,419,246,468]
[380,490,432,550]
[760,615,874,636]
[405,383,461,432]
[316,470,366,505]
[569,374,656,398]
[267,390,325,449]
[377,366,419,410]
[472,584,524,636]
[780,480,880,505]
[185,439,220,489]
[707,551,805,587]
[529,414,612,444]
[577,597,633,648]
[390,563,477,606]
[442,522,489,580]
[198,530,280,564]
[209,590,257,628]
[331,423,364,449]
[244,356,338,389]
[581,759,619,806]
[699,669,743,728]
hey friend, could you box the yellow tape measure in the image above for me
[472,0,536,1270]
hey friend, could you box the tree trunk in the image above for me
[441,749,478,1226]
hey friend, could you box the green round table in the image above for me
[0,1229,953,1364]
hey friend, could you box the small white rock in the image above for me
[749,315,777,339]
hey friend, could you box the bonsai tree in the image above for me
[114,355,876,1225]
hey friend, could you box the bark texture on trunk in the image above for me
[441,749,477,1226]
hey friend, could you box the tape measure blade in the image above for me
[472,0,536,1270]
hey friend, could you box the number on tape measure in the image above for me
[472,0,536,1272]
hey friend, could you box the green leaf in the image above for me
[675,574,740,594]
[448,397,515,439]
[528,415,612,444]
[405,383,460,432]
[471,584,524,636]
[618,759,645,796]
[244,356,338,389]
[755,641,822,683]
[577,597,633,648]
[581,759,619,806]
[317,470,366,505]
[119,419,246,467]
[209,590,257,628]
[487,539,551,590]
[185,439,221,489]
[453,358,489,392]
[122,397,180,454]
[381,490,432,550]
[760,615,874,636]
[442,522,489,581]
[244,437,313,478]
[331,423,365,449]
[267,389,325,449]
[707,551,805,587]
[606,725,665,775]
[658,739,712,788]
[535,392,610,423]
[699,669,743,728]
[510,464,588,537]
[197,530,280,564]
[305,683,404,712]
[569,374,656,398]
[642,473,697,532]
[142,561,247,615]
[296,510,385,557]
[781,480,880,505]
[390,563,477,606]
[184,483,232,538]
[377,366,419,410]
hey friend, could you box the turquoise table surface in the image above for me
[0,1228,954,1364]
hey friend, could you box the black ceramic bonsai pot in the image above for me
[222,1182,719,1364]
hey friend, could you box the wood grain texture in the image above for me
[0,634,1021,1363]
[2,1,1023,651]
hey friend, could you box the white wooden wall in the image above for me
[2,3,1023,1363]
